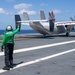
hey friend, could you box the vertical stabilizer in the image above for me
[40,10,46,20]
[23,12,29,20]
[15,15,21,31]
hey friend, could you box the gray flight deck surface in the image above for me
[0,33,75,75]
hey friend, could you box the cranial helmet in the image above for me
[6,25,13,31]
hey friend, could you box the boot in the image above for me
[10,65,13,68]
[2,66,10,70]
[10,60,13,68]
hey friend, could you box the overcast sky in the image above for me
[0,0,75,29]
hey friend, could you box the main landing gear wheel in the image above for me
[43,34,46,37]
[66,33,69,36]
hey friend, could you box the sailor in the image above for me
[1,25,20,70]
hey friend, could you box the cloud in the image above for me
[0,8,6,14]
[0,8,12,15]
[14,3,32,10]
[53,9,70,14]
[65,10,70,13]
[17,9,37,15]
[53,9,61,14]
[14,3,36,15]
[40,3,48,6]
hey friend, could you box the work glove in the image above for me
[17,24,20,31]
[1,46,3,52]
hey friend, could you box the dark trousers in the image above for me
[4,43,14,67]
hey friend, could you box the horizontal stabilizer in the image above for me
[19,11,47,23]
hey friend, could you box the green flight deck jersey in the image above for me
[1,27,20,47]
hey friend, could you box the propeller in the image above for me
[49,11,55,22]
[70,16,75,21]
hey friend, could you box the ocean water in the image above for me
[0,30,37,35]
[0,29,75,35]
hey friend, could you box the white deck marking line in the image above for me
[0,40,75,56]
[0,48,75,74]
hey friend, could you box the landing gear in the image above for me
[66,32,69,36]
[43,34,46,37]
[65,25,70,37]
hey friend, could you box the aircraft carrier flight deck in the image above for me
[0,32,75,75]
